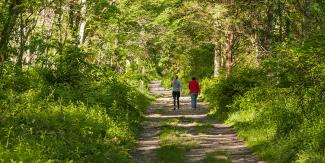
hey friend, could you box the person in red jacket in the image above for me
[188,76,200,109]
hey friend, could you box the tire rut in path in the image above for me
[132,81,265,163]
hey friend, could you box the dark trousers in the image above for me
[172,91,180,109]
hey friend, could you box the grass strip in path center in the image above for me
[157,121,199,163]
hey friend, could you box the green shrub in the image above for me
[0,63,152,161]
[202,67,262,120]
[203,36,325,162]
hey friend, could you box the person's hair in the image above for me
[175,75,178,79]
[192,76,196,80]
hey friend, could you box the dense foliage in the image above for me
[201,7,324,163]
[0,0,324,162]
[0,0,153,161]
[0,62,152,161]
[139,0,325,162]
[203,36,325,162]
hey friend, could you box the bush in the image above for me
[202,67,262,121]
[203,36,325,162]
[0,63,152,161]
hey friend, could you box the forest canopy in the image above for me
[0,0,324,162]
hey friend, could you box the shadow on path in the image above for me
[132,81,266,163]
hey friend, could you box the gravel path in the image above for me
[132,81,266,163]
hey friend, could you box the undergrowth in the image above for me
[0,65,152,162]
[202,37,325,162]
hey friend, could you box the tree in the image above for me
[0,0,23,63]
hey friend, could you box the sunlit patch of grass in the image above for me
[178,117,195,123]
[225,109,256,126]
[156,145,187,163]
[194,122,214,134]
[203,151,231,163]
[153,93,163,99]
[157,125,199,162]
[160,118,179,127]
[225,109,277,161]
[159,126,198,148]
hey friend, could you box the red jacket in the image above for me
[189,80,200,93]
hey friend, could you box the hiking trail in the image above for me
[133,81,266,163]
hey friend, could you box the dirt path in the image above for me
[133,81,265,163]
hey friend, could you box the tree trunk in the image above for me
[285,17,291,36]
[303,0,311,42]
[68,0,80,45]
[265,4,274,51]
[17,12,24,74]
[43,13,56,68]
[58,1,64,55]
[0,0,23,63]
[226,30,234,75]
[278,1,283,42]
[79,0,87,45]
[213,43,221,78]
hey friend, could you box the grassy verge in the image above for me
[202,67,325,163]
[0,71,153,162]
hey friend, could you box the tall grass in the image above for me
[0,65,152,162]
[202,38,325,162]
